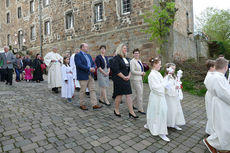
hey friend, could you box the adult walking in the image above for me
[130,48,146,114]
[112,43,138,118]
[14,54,23,82]
[75,43,102,110]
[33,54,44,83]
[95,45,111,106]
[0,46,15,85]
[44,47,63,93]
[70,48,90,94]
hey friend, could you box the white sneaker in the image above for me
[144,124,149,129]
[159,134,170,142]
[174,126,182,131]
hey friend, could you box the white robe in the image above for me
[164,75,185,127]
[204,71,215,135]
[70,53,80,88]
[146,70,168,135]
[44,51,63,88]
[61,65,75,98]
[207,72,230,150]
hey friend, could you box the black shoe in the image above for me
[9,83,12,85]
[99,99,106,104]
[5,82,8,85]
[138,111,146,115]
[129,113,139,119]
[85,92,90,95]
[105,103,111,106]
[133,106,137,110]
[114,110,121,117]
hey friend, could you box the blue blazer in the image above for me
[75,51,95,80]
[95,55,110,69]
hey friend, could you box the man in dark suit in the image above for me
[0,46,15,85]
[75,43,102,110]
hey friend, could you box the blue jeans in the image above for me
[15,68,22,81]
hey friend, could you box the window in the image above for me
[43,0,49,7]
[18,7,22,18]
[7,34,10,46]
[31,26,35,40]
[6,12,10,24]
[30,0,34,14]
[94,3,103,22]
[18,30,23,49]
[65,11,74,29]
[6,0,9,7]
[44,21,50,35]
[121,0,131,15]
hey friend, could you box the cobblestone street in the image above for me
[0,77,209,153]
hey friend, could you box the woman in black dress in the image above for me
[112,43,138,118]
[33,54,43,83]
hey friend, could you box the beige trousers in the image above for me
[131,79,144,112]
[79,75,97,106]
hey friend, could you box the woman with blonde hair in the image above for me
[112,43,138,118]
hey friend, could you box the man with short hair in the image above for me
[44,47,63,93]
[75,43,102,110]
[0,46,15,85]
[203,57,230,153]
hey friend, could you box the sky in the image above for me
[193,0,230,18]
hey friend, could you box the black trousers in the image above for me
[0,69,5,81]
[4,68,13,84]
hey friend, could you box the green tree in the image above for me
[142,0,177,55]
[196,8,230,57]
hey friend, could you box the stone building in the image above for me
[0,0,202,62]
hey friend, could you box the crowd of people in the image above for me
[1,43,229,151]
[0,46,44,85]
[43,43,186,142]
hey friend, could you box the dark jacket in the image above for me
[112,55,130,79]
[95,55,110,69]
[75,51,95,80]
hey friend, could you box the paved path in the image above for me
[0,77,209,153]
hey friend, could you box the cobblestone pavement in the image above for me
[0,76,209,153]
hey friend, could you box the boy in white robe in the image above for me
[203,57,230,153]
[44,47,63,93]
[204,60,215,135]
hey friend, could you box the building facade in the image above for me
[0,0,197,61]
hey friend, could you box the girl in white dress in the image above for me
[61,56,75,102]
[164,63,185,131]
[144,57,170,142]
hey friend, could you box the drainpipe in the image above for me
[39,0,43,56]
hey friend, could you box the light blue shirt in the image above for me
[81,51,91,69]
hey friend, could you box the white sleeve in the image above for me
[62,66,67,81]
[214,77,230,105]
[44,53,52,66]
[148,73,165,94]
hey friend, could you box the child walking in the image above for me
[204,60,215,135]
[164,63,185,131]
[24,65,33,82]
[61,56,75,102]
[144,57,170,142]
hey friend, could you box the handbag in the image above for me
[40,63,46,70]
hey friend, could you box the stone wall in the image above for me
[0,0,197,62]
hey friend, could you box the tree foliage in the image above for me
[142,0,177,53]
[196,8,230,58]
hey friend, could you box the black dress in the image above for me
[112,55,132,96]
[32,59,43,81]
